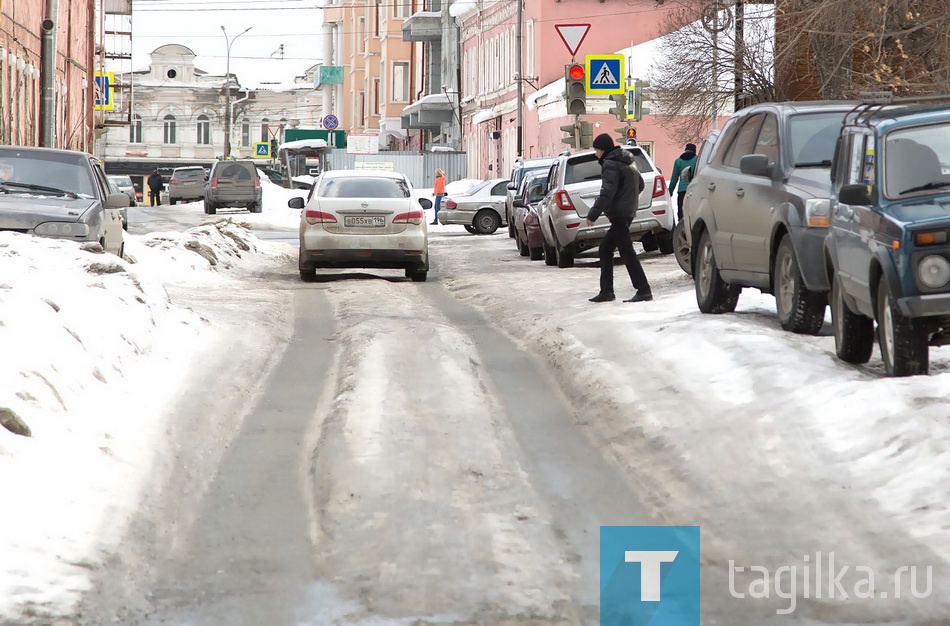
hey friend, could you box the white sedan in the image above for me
[288,170,433,282]
[437,177,510,234]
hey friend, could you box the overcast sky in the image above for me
[131,0,324,87]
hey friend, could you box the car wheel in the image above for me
[204,201,216,215]
[656,229,675,255]
[507,212,516,238]
[673,221,691,275]
[464,225,478,234]
[831,273,874,364]
[474,209,501,235]
[694,229,740,313]
[543,237,558,266]
[118,241,125,259]
[774,235,826,334]
[517,230,529,256]
[640,232,659,252]
[876,275,929,376]
[299,268,317,282]
[555,244,574,268]
[170,199,177,205]
[406,267,428,282]
[529,246,543,261]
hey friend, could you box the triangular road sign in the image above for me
[555,24,591,57]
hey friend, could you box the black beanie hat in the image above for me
[592,133,614,152]
[685,143,697,152]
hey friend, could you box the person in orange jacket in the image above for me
[431,169,446,225]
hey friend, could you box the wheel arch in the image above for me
[869,249,901,316]
[768,222,791,293]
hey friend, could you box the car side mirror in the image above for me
[839,183,875,206]
[739,154,774,178]
[513,198,526,208]
[419,197,433,209]
[506,182,516,190]
[288,197,305,209]
[106,192,130,209]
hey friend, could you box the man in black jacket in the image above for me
[147,170,164,207]
[585,134,653,303]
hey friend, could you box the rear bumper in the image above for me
[437,209,473,225]
[553,215,667,251]
[207,191,262,207]
[300,248,428,270]
[897,293,950,317]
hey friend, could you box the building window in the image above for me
[196,114,211,145]
[130,114,143,143]
[393,61,409,102]
[359,90,366,127]
[261,118,270,142]
[358,17,366,53]
[163,114,177,144]
[375,0,382,35]
[241,119,250,147]
[394,0,410,19]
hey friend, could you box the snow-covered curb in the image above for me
[0,221,290,620]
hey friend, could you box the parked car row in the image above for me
[499,145,676,268]
[680,98,950,376]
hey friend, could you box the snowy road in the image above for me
[10,196,944,624]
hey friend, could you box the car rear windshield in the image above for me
[564,150,653,185]
[320,176,410,198]
[214,163,255,180]
[174,169,204,179]
[790,111,849,166]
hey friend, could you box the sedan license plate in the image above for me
[344,215,385,228]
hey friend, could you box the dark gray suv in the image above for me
[684,101,856,333]
[204,160,262,214]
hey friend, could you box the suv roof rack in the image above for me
[844,92,950,128]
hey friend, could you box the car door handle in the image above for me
[708,182,716,191]
[735,187,745,198]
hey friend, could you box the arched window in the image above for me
[241,119,250,147]
[129,114,143,143]
[163,114,177,144]
[196,114,211,145]
[260,118,270,143]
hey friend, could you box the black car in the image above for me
[825,100,950,376]
[683,101,857,333]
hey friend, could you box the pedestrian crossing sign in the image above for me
[254,141,271,158]
[585,54,625,95]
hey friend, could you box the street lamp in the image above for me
[221,25,252,158]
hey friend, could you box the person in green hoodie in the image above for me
[669,142,698,222]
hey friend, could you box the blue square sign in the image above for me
[601,526,701,626]
[586,54,625,94]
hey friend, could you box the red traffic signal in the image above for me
[626,127,637,139]
[568,64,585,81]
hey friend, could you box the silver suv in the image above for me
[168,166,206,204]
[204,160,263,214]
[537,143,675,268]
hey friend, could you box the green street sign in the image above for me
[316,66,344,88]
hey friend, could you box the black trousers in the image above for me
[676,191,686,221]
[599,217,651,295]
[149,190,162,206]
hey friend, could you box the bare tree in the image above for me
[651,0,950,144]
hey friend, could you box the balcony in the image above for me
[401,11,441,42]
[400,92,454,130]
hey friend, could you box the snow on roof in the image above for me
[279,138,329,152]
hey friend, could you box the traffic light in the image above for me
[608,93,626,121]
[578,121,593,149]
[560,122,579,148]
[564,63,587,116]
[270,138,278,157]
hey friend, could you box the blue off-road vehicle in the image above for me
[824,97,950,376]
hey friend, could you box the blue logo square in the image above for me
[601,526,700,626]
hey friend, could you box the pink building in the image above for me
[457,0,706,181]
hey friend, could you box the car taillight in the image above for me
[446,200,457,209]
[169,178,179,184]
[210,177,218,191]
[652,176,667,198]
[254,177,261,190]
[394,210,424,225]
[555,190,575,210]
[305,210,337,225]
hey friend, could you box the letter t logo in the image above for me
[625,551,679,601]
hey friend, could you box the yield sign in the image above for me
[555,23,591,57]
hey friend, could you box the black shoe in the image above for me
[624,291,654,303]
[430,221,438,225]
[589,293,616,303]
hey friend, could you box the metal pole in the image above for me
[515,0,523,157]
[710,0,719,131]
[735,0,744,111]
[40,0,59,147]
[221,25,251,158]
